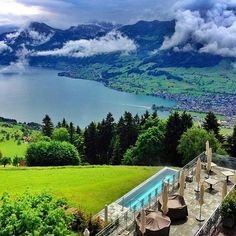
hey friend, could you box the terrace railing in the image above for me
[96,171,180,236]
[194,184,236,236]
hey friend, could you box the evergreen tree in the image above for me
[96,113,115,164]
[57,122,62,128]
[140,110,150,126]
[203,111,221,140]
[229,126,236,157]
[163,112,183,166]
[61,118,69,129]
[84,122,98,164]
[181,111,193,133]
[117,112,138,155]
[111,135,122,165]
[42,114,54,137]
[76,126,81,135]
[68,122,75,144]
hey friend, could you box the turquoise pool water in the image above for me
[117,168,178,210]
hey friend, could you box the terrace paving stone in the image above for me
[169,166,235,236]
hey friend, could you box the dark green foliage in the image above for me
[12,156,24,167]
[163,111,192,166]
[96,113,115,164]
[123,126,165,165]
[26,141,80,166]
[0,192,74,235]
[68,122,76,144]
[0,156,11,167]
[52,128,70,142]
[115,112,139,157]
[203,111,221,140]
[110,135,122,165]
[228,126,236,157]
[42,114,54,137]
[221,190,236,219]
[178,127,226,165]
[84,122,98,164]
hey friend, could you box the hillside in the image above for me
[0,20,236,116]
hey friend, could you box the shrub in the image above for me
[221,190,236,219]
[178,127,226,165]
[12,156,24,167]
[26,141,80,166]
[0,192,75,235]
[0,156,11,167]
[52,128,70,142]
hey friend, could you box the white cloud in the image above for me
[160,0,236,57]
[0,41,11,53]
[0,45,29,74]
[26,29,54,46]
[34,31,137,57]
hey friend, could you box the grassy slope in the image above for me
[0,124,28,157]
[0,166,160,214]
[0,139,27,157]
[73,62,236,97]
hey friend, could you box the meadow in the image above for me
[0,165,160,214]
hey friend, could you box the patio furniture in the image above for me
[136,210,171,236]
[202,162,217,172]
[186,169,194,182]
[204,178,218,191]
[158,194,188,220]
[221,170,234,183]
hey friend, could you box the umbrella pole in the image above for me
[196,205,205,222]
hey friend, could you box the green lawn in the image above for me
[0,165,160,214]
[0,139,27,157]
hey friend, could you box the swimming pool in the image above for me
[116,168,178,210]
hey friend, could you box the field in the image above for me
[0,123,29,157]
[67,61,236,97]
[0,166,160,214]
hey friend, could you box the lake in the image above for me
[0,67,175,127]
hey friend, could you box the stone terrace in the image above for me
[169,165,235,236]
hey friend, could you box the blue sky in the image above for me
[0,0,176,28]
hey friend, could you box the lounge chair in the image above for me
[136,210,171,236]
[158,194,188,220]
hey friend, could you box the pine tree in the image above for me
[42,114,54,137]
[84,122,98,164]
[76,126,81,135]
[164,112,183,166]
[96,113,115,164]
[229,126,236,157]
[203,111,221,140]
[68,122,75,144]
[116,112,138,157]
[111,135,122,165]
[181,111,193,133]
[61,118,69,129]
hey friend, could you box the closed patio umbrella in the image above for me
[83,228,90,236]
[161,183,169,215]
[205,140,210,154]
[196,182,205,222]
[140,208,146,236]
[195,158,201,192]
[222,181,227,200]
[207,147,212,177]
[234,171,236,184]
[179,171,185,197]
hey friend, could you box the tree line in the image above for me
[28,110,235,167]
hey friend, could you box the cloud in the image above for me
[160,0,236,57]
[0,45,29,74]
[0,41,11,53]
[34,31,137,57]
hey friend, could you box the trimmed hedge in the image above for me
[26,141,80,166]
